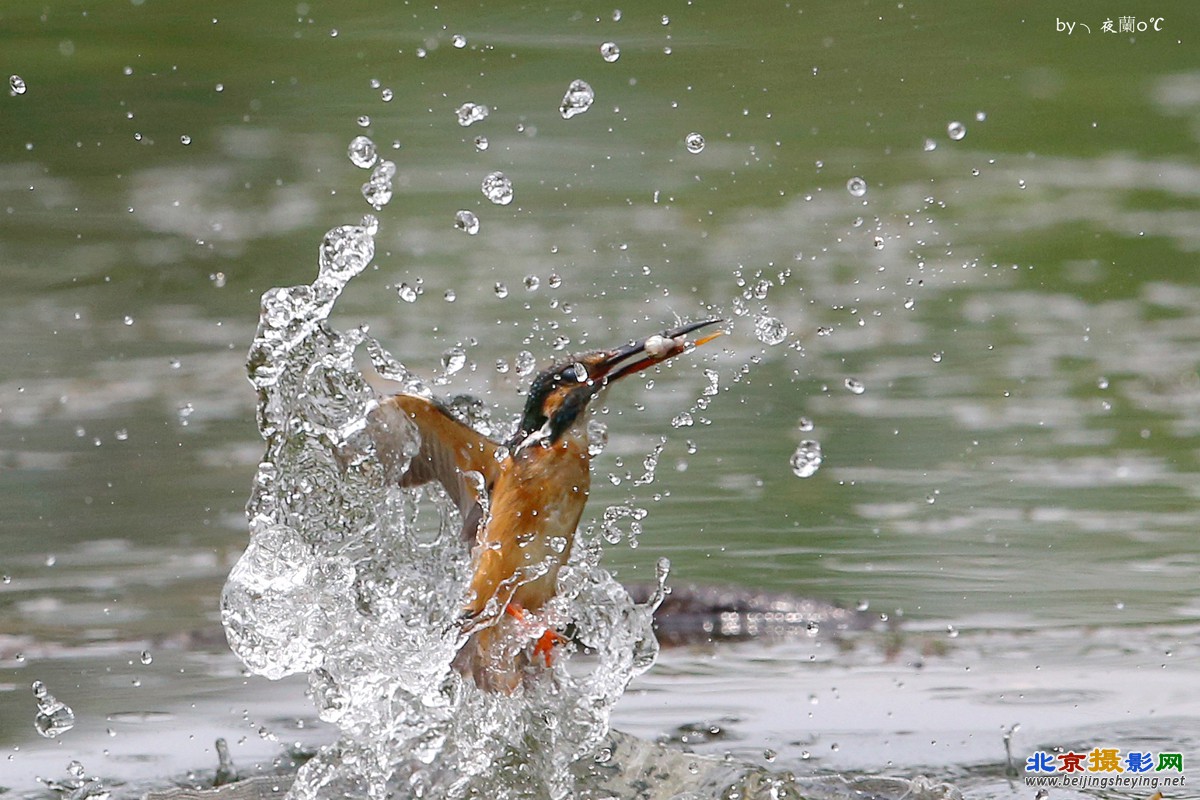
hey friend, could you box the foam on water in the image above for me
[222,220,665,799]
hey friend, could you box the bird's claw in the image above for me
[533,629,568,666]
[504,603,565,666]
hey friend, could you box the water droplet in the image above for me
[67,760,86,778]
[946,624,959,638]
[753,314,788,345]
[443,289,456,302]
[317,222,375,283]
[347,135,377,169]
[685,132,705,154]
[523,274,540,291]
[455,102,489,127]
[547,273,562,289]
[670,411,694,428]
[798,416,814,432]
[600,42,621,62]
[10,74,27,95]
[1097,376,1109,389]
[356,115,371,127]
[560,79,594,119]
[587,419,608,456]
[361,160,395,209]
[923,138,937,152]
[397,283,417,303]
[514,350,536,376]
[493,282,509,299]
[947,121,966,140]
[613,9,622,21]
[790,440,822,478]
[452,34,467,48]
[903,297,915,310]
[473,135,489,151]
[441,347,466,375]
[975,110,987,122]
[844,377,865,395]
[931,351,943,363]
[210,271,227,288]
[873,235,884,250]
[180,134,192,146]
[453,209,480,234]
[380,88,393,102]
[139,650,153,665]
[32,682,76,738]
[846,176,867,197]
[123,315,134,326]
[702,368,719,397]
[114,429,129,441]
[481,171,513,205]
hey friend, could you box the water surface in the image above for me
[2,2,1199,797]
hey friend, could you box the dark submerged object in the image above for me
[631,583,880,646]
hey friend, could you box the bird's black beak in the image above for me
[593,318,724,384]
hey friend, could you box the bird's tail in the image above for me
[452,622,530,694]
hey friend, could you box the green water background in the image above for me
[2,1,1199,796]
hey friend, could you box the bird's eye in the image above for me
[559,363,588,383]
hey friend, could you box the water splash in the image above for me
[224,220,666,799]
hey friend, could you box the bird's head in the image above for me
[512,318,724,449]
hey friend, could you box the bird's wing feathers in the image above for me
[370,393,502,543]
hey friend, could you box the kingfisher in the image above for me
[369,319,723,692]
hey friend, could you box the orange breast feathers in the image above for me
[464,433,591,620]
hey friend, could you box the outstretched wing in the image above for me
[369,393,502,543]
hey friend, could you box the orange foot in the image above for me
[533,629,568,666]
[503,603,567,666]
